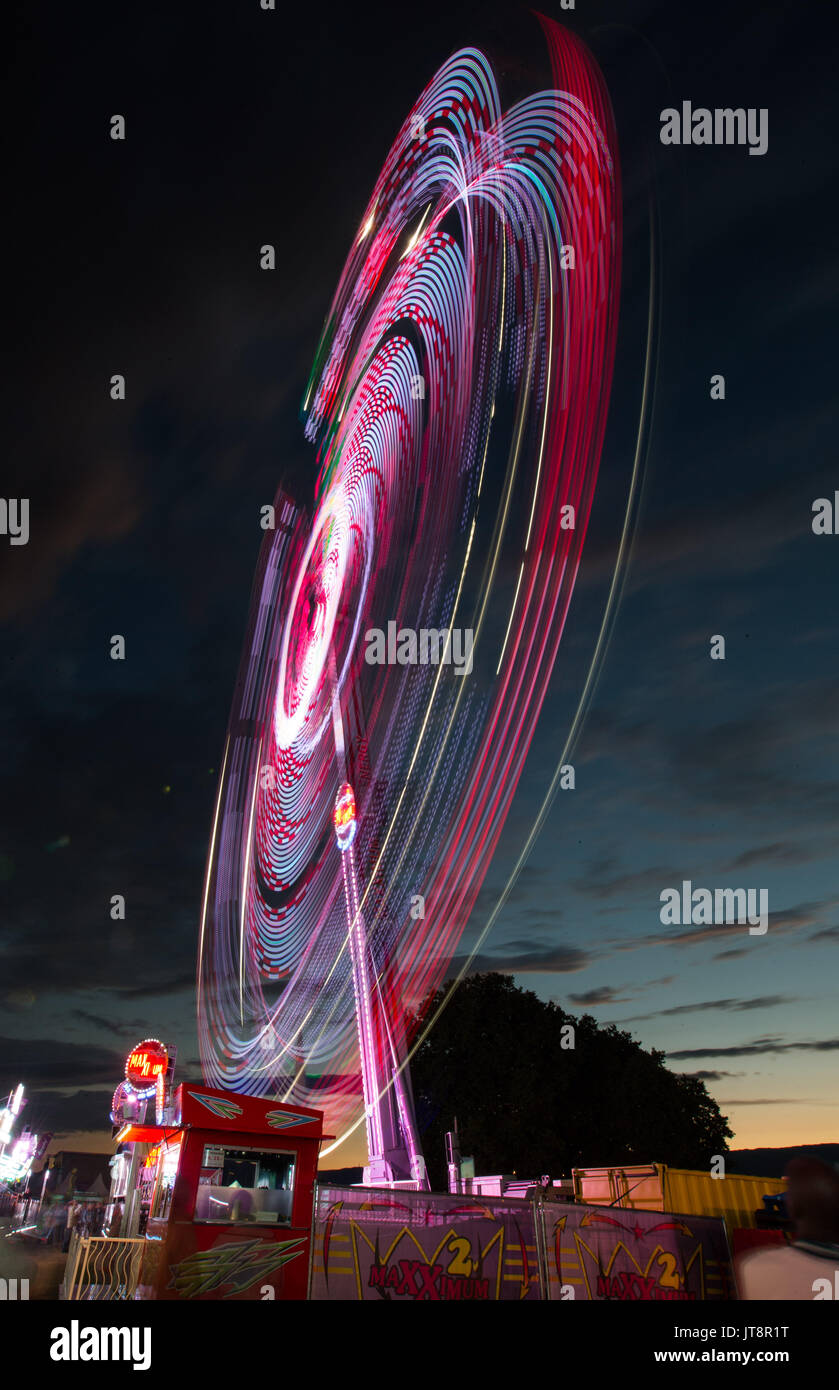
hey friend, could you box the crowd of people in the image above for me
[41,1198,107,1251]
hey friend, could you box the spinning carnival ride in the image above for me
[197,18,622,1185]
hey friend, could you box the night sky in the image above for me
[3,0,837,1167]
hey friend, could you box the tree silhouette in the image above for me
[411,973,733,1190]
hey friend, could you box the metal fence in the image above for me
[62,1234,146,1301]
[9,1197,40,1231]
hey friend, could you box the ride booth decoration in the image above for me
[538,1201,735,1301]
[310,1187,542,1300]
[115,1084,327,1300]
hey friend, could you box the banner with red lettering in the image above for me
[539,1201,734,1300]
[310,1186,541,1300]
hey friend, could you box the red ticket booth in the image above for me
[115,1083,329,1300]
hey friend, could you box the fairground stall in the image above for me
[110,1083,327,1300]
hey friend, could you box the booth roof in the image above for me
[113,1124,175,1145]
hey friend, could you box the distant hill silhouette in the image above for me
[318,1166,364,1185]
[727,1144,839,1178]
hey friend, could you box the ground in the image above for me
[0,1217,67,1298]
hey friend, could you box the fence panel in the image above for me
[537,1200,734,1301]
[62,1235,146,1301]
[311,1186,541,1300]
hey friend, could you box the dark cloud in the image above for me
[449,943,592,977]
[621,899,824,953]
[567,985,633,1006]
[0,1037,123,1091]
[619,995,792,1023]
[719,1098,827,1106]
[70,1010,149,1036]
[572,862,679,901]
[678,1071,736,1082]
[809,926,839,943]
[668,1038,839,1060]
[724,842,809,871]
[569,676,839,850]
[471,866,554,916]
[107,975,196,1001]
[663,684,839,828]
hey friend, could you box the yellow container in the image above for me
[571,1163,786,1232]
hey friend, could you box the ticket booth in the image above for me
[114,1083,329,1300]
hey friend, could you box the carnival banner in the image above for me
[311,1186,541,1301]
[539,1201,734,1301]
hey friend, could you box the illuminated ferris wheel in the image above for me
[197,15,622,1183]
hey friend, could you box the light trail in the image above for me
[197,18,624,1164]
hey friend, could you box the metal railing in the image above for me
[62,1234,146,1300]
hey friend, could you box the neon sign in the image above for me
[333,783,357,852]
[143,1143,162,1171]
[125,1039,169,1097]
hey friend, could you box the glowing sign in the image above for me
[155,1066,167,1123]
[125,1039,169,1097]
[143,1143,162,1171]
[333,782,357,852]
[0,1128,37,1184]
[110,1081,142,1127]
[0,1083,25,1146]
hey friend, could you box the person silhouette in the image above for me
[228,1181,253,1222]
[737,1158,839,1299]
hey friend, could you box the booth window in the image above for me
[195,1146,295,1225]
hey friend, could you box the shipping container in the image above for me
[571,1163,786,1233]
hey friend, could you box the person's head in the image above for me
[784,1158,839,1243]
